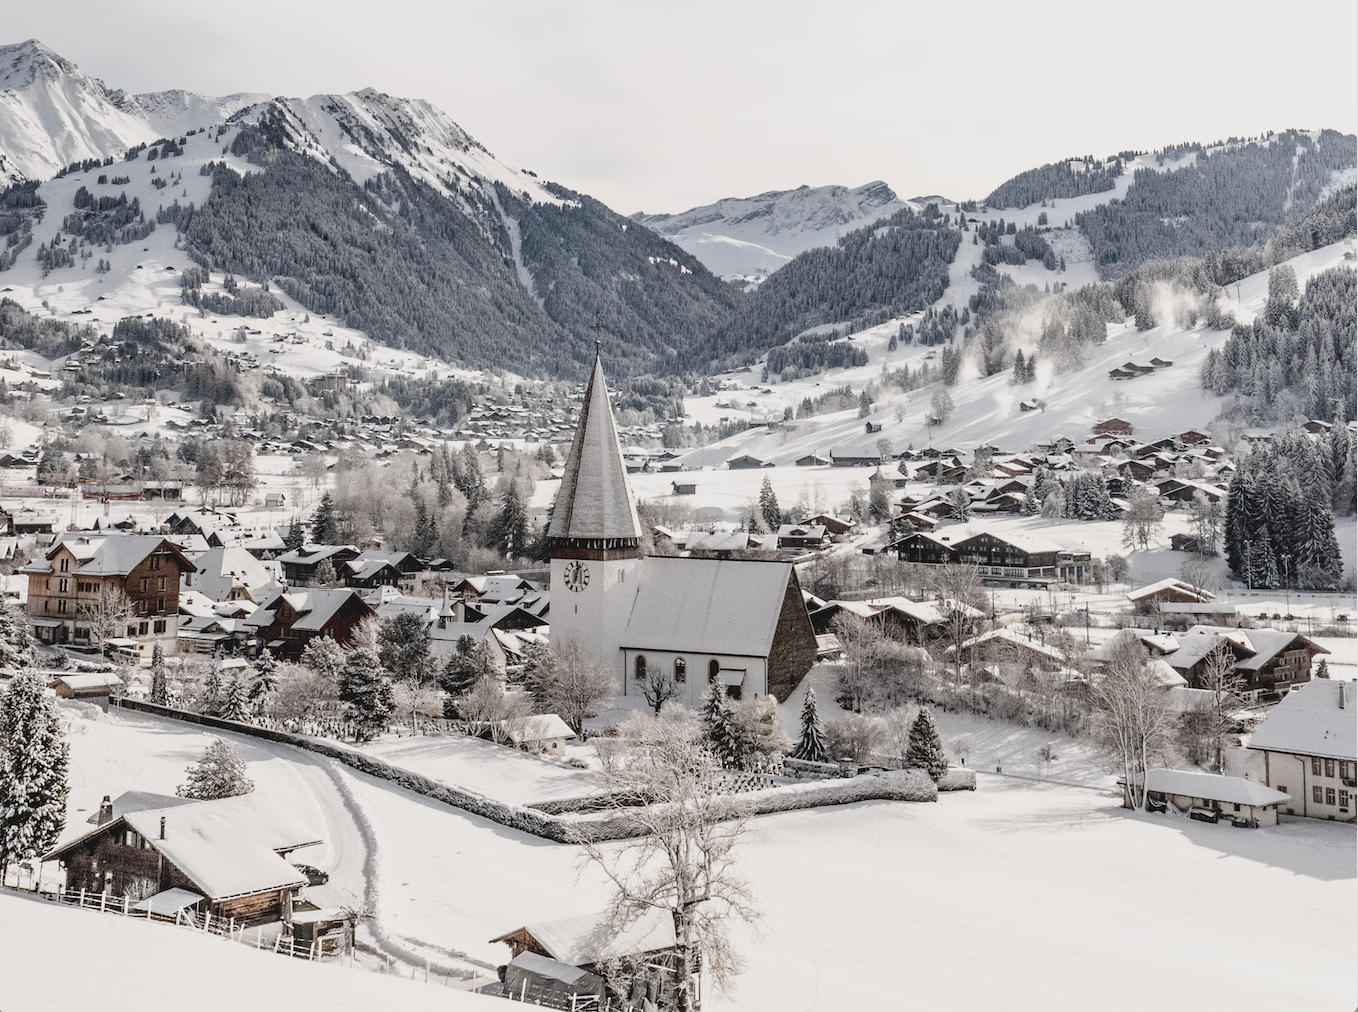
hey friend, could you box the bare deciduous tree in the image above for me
[78,582,136,653]
[578,715,757,1010]
[1091,631,1176,809]
[930,564,985,684]
[527,637,616,736]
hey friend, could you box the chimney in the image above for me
[96,795,114,826]
[159,816,166,840]
[1340,683,1346,709]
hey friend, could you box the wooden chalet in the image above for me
[43,792,321,926]
[491,907,677,978]
[244,588,374,659]
[725,454,768,470]
[1093,418,1134,436]
[795,454,830,467]
[277,545,360,586]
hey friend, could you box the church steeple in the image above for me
[547,350,642,550]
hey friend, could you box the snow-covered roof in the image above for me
[499,907,677,967]
[245,588,364,632]
[547,354,642,543]
[132,888,205,916]
[1248,680,1357,761]
[50,792,320,901]
[36,533,196,577]
[186,546,281,603]
[1126,577,1214,603]
[620,557,794,657]
[506,714,575,743]
[509,951,594,986]
[1137,768,1290,807]
[51,672,123,691]
[953,627,1066,663]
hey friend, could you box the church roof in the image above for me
[548,353,641,542]
[621,557,794,657]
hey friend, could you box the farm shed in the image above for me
[1121,769,1290,827]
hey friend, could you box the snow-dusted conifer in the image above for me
[790,687,828,763]
[220,677,249,722]
[149,643,168,705]
[905,707,948,782]
[700,685,737,768]
[0,596,31,671]
[176,739,253,799]
[0,671,70,874]
[199,666,222,716]
[339,648,394,741]
[250,648,278,710]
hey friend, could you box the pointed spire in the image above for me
[548,351,642,544]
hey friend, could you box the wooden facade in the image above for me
[23,536,194,651]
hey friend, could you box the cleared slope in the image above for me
[632,180,907,279]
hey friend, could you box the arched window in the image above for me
[635,655,648,681]
[673,658,687,684]
[708,659,720,684]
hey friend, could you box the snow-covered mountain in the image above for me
[631,181,908,281]
[0,40,738,378]
[0,39,265,183]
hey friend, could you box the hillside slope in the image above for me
[631,180,907,281]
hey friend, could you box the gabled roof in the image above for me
[37,533,196,577]
[246,588,368,631]
[548,353,641,542]
[48,792,319,901]
[621,557,795,657]
[1126,577,1214,603]
[492,907,677,967]
[1136,768,1290,807]
[1248,680,1356,760]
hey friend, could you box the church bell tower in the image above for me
[547,350,644,669]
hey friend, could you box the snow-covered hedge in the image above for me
[114,699,938,844]
[938,768,977,791]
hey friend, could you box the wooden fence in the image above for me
[47,887,340,961]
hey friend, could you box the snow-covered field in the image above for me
[34,703,1356,1012]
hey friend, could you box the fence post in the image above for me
[99,891,107,913]
[256,926,262,949]
[123,895,129,917]
[204,910,211,933]
[229,916,235,941]
[79,887,85,909]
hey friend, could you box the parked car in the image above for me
[293,864,329,886]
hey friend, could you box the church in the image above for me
[547,353,818,706]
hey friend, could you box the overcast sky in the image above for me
[11,0,1357,214]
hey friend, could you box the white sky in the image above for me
[9,0,1357,214]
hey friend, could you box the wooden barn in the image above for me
[43,791,322,926]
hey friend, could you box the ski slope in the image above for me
[672,239,1356,469]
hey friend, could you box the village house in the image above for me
[277,544,361,587]
[1126,577,1216,613]
[244,588,375,659]
[890,526,1088,587]
[1160,626,1329,699]
[182,546,283,605]
[49,672,124,712]
[1122,769,1290,827]
[491,908,677,999]
[1248,679,1356,821]
[21,534,196,652]
[776,524,828,550]
[43,791,322,925]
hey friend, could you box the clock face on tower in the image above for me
[563,560,590,592]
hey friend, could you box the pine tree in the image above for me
[283,514,306,551]
[199,667,223,716]
[790,687,828,763]
[0,596,32,671]
[887,331,897,352]
[249,648,278,711]
[905,707,948,782]
[339,648,395,742]
[1315,658,1331,679]
[311,492,339,544]
[700,685,737,768]
[1011,349,1027,385]
[176,739,253,799]
[220,677,249,722]
[0,672,70,876]
[489,480,529,558]
[759,475,782,533]
[149,643,168,705]
[857,391,872,418]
